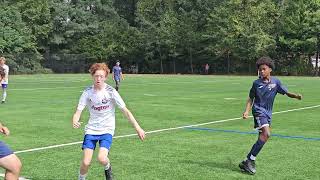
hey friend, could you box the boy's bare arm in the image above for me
[243,98,253,119]
[286,92,302,100]
[121,107,145,140]
[72,110,83,128]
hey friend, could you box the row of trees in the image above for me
[0,0,319,75]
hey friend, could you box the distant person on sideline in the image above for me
[112,61,124,91]
[0,57,9,103]
[205,63,209,75]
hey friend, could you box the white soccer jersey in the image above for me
[1,64,9,84]
[77,83,126,135]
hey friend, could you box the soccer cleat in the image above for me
[1,101,5,104]
[239,159,256,175]
[105,165,113,180]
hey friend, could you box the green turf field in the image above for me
[0,74,319,179]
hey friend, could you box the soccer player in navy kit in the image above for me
[239,57,302,175]
[112,61,124,91]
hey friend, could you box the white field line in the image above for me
[15,104,320,154]
[10,87,81,91]
[143,93,157,96]
[0,173,30,180]
[224,98,237,100]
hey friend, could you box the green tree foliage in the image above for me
[0,0,319,75]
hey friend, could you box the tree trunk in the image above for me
[227,50,230,74]
[173,59,176,74]
[160,58,163,74]
[189,47,193,74]
[159,48,163,74]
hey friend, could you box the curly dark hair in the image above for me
[256,56,275,69]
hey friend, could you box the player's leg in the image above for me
[0,141,22,180]
[115,80,120,91]
[1,84,7,103]
[98,134,113,180]
[79,135,97,180]
[240,116,270,174]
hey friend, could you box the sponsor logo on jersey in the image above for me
[91,105,110,111]
[268,83,276,90]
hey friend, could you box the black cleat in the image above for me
[1,101,5,104]
[105,165,113,180]
[239,159,256,175]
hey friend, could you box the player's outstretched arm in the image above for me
[0,122,10,136]
[121,107,145,141]
[286,92,302,100]
[243,98,253,119]
[121,72,124,81]
[72,110,82,129]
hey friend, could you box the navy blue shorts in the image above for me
[82,134,113,150]
[1,84,7,88]
[254,115,271,130]
[0,141,13,158]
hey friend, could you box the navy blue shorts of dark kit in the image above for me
[254,115,271,130]
[1,84,8,88]
[82,133,113,150]
[0,141,13,158]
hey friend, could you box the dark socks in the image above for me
[247,139,265,161]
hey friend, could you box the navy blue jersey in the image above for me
[249,77,288,118]
[112,66,122,81]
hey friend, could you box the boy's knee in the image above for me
[15,161,22,174]
[8,158,22,175]
[97,155,109,165]
[261,132,270,141]
[82,159,91,167]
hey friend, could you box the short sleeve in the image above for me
[277,79,288,95]
[112,90,126,109]
[249,82,256,100]
[77,91,89,111]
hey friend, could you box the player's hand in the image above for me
[136,128,145,141]
[0,126,10,136]
[242,111,249,119]
[296,94,302,100]
[73,121,82,129]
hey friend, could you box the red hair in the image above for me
[89,63,110,76]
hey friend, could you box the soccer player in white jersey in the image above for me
[0,57,9,103]
[0,66,22,180]
[72,63,145,180]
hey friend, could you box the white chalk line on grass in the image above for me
[0,173,30,180]
[15,104,320,155]
[11,87,81,91]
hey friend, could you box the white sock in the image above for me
[249,155,256,161]
[2,90,6,101]
[79,172,87,180]
[105,162,110,170]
